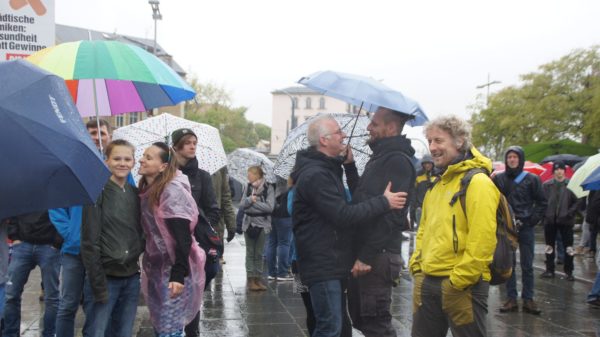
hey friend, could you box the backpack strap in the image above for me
[513,171,528,185]
[449,168,487,209]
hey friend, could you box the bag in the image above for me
[245,225,263,239]
[272,189,291,218]
[449,168,519,286]
[194,223,223,262]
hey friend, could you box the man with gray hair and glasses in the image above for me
[291,115,407,337]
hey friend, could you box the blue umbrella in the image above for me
[581,166,600,191]
[298,70,428,127]
[0,59,110,219]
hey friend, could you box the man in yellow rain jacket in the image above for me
[409,115,499,337]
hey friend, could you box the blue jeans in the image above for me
[266,217,292,277]
[588,252,600,302]
[56,253,86,337]
[309,279,343,337]
[3,242,60,337]
[83,273,140,337]
[0,283,5,320]
[506,225,535,300]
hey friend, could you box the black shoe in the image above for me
[556,260,564,265]
[522,299,542,315]
[499,298,518,313]
[540,271,555,279]
[565,274,575,281]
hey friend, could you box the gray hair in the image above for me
[424,115,472,152]
[307,115,336,147]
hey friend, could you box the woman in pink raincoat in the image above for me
[138,142,206,337]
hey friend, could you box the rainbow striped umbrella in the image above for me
[26,40,195,117]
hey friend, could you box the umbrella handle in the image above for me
[346,101,364,146]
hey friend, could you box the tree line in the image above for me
[184,77,270,153]
[470,46,600,160]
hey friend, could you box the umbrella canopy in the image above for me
[581,166,600,191]
[112,113,227,179]
[227,148,276,185]
[298,70,428,127]
[0,60,110,219]
[522,139,598,164]
[273,113,421,180]
[539,162,574,183]
[568,153,600,198]
[26,40,196,117]
[540,154,585,167]
[490,161,547,178]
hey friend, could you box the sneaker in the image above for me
[277,274,294,281]
[540,271,555,279]
[565,274,575,282]
[522,299,541,315]
[499,298,518,313]
[587,298,600,308]
[267,275,276,280]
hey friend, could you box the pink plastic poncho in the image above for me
[139,171,206,334]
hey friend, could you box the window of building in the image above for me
[346,103,352,113]
[292,97,299,109]
[319,97,326,109]
[116,115,124,127]
[128,112,139,125]
[305,97,312,109]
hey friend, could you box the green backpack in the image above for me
[449,168,519,285]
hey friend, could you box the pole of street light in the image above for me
[476,73,501,107]
[148,0,162,55]
[279,89,296,135]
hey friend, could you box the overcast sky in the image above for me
[56,0,600,126]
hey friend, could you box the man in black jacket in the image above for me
[171,128,221,337]
[493,146,547,315]
[4,211,63,337]
[347,107,416,337]
[292,115,407,337]
[540,161,579,281]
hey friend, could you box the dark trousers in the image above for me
[348,252,402,337]
[412,275,489,337]
[184,260,219,337]
[544,223,574,274]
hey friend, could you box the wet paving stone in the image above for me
[12,228,600,336]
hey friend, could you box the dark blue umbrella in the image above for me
[0,59,110,220]
[581,166,600,191]
[298,70,428,126]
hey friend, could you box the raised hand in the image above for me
[383,182,407,209]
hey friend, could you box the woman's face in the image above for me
[247,170,260,183]
[139,145,167,178]
[105,145,134,179]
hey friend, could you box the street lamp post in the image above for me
[148,0,162,55]
[476,73,501,107]
[279,89,296,135]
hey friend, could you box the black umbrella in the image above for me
[540,154,585,167]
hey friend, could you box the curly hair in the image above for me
[424,115,472,152]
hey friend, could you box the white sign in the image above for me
[0,0,54,60]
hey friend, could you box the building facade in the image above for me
[270,87,359,155]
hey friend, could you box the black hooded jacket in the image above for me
[291,148,390,286]
[492,146,547,226]
[351,134,416,265]
[180,157,221,228]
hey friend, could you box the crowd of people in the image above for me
[0,109,598,337]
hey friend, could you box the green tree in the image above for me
[184,79,270,153]
[471,46,600,159]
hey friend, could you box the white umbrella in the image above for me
[568,153,600,198]
[227,148,276,185]
[273,113,372,180]
[112,113,227,181]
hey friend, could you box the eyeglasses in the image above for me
[324,129,344,138]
